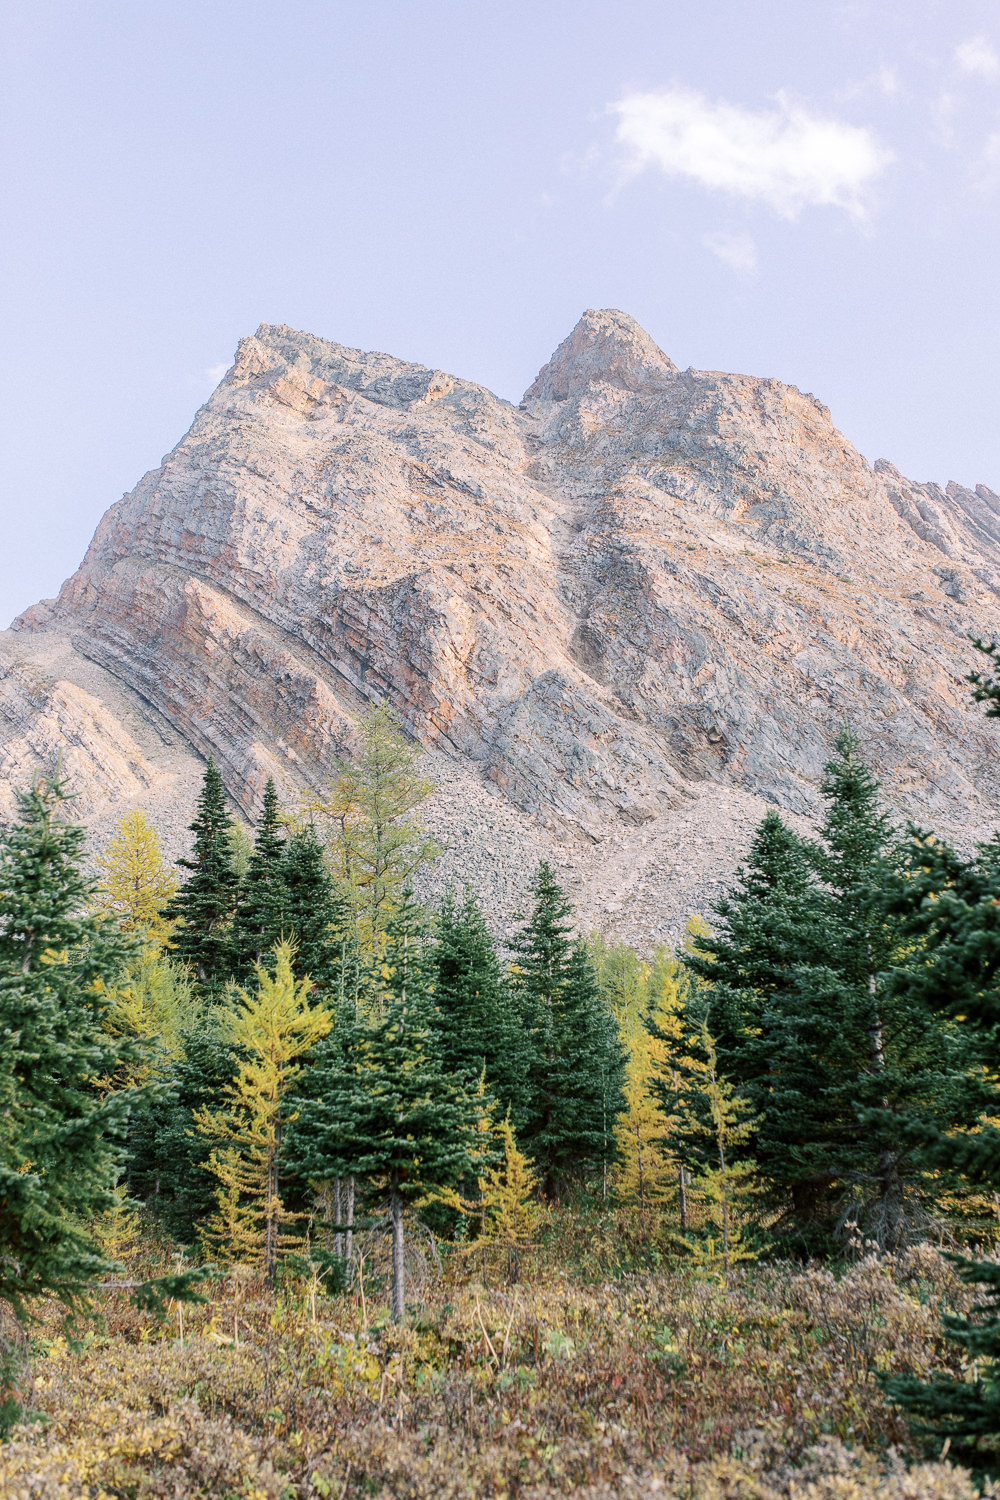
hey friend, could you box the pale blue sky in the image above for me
[3,0,999,624]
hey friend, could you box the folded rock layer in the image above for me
[3,308,999,938]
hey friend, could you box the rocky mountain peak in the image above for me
[2,309,1000,950]
[523,307,678,403]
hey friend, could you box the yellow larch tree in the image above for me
[676,1019,759,1273]
[429,1077,543,1285]
[97,944,200,1087]
[96,808,178,941]
[299,703,440,949]
[613,946,686,1226]
[195,942,331,1276]
[480,1115,544,1284]
[94,811,196,1087]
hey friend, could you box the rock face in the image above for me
[4,308,1000,943]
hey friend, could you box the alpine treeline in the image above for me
[7,660,1000,1471]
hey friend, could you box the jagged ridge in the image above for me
[2,308,999,942]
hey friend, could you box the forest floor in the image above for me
[3,1232,997,1499]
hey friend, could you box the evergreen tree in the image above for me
[967,634,1000,717]
[95,807,178,940]
[685,808,826,1061]
[279,826,357,996]
[882,822,1000,1473]
[432,888,530,1125]
[126,1026,239,1242]
[684,733,953,1250]
[289,892,483,1320]
[229,778,287,981]
[169,760,239,987]
[513,863,626,1197]
[0,778,138,1315]
[811,729,962,1247]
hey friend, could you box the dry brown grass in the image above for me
[0,1241,995,1499]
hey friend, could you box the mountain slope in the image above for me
[3,308,998,940]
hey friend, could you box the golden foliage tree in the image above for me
[195,942,331,1276]
[481,1115,543,1283]
[432,1085,543,1286]
[614,948,686,1224]
[96,808,178,941]
[98,943,200,1087]
[303,703,440,947]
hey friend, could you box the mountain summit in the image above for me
[523,308,678,401]
[2,310,999,941]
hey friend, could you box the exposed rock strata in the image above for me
[4,308,1000,944]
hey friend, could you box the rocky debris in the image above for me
[4,307,1000,950]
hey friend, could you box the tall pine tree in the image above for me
[883,817,1000,1473]
[289,892,483,1319]
[279,826,358,997]
[0,778,138,1315]
[433,889,530,1126]
[513,862,626,1198]
[684,734,951,1250]
[229,778,287,981]
[169,760,239,988]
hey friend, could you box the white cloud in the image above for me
[206,362,230,384]
[609,87,892,219]
[702,229,758,276]
[955,37,1000,80]
[838,66,901,103]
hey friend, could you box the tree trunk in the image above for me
[678,1167,688,1233]
[265,1119,281,1283]
[868,967,903,1248]
[390,1186,405,1322]
[333,1177,343,1259]
[345,1176,355,1265]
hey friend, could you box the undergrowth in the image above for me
[1,1232,997,1498]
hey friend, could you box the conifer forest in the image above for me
[7,653,1000,1498]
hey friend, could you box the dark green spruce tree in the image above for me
[169,759,239,988]
[432,888,531,1125]
[125,1027,240,1243]
[881,711,1000,1474]
[683,733,954,1250]
[813,728,962,1249]
[813,728,911,1246]
[684,807,827,1063]
[289,891,483,1320]
[680,807,857,1245]
[513,862,626,1198]
[0,778,137,1315]
[229,778,286,981]
[279,825,358,997]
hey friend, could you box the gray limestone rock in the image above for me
[4,307,1000,946]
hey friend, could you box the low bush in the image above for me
[1,1242,996,1498]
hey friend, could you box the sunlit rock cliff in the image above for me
[3,309,999,941]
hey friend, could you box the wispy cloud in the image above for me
[206,362,230,384]
[702,230,758,276]
[955,37,1000,80]
[837,66,901,103]
[973,130,1000,191]
[609,87,892,219]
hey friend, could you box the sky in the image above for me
[2,0,999,625]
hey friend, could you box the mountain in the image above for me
[2,308,999,944]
